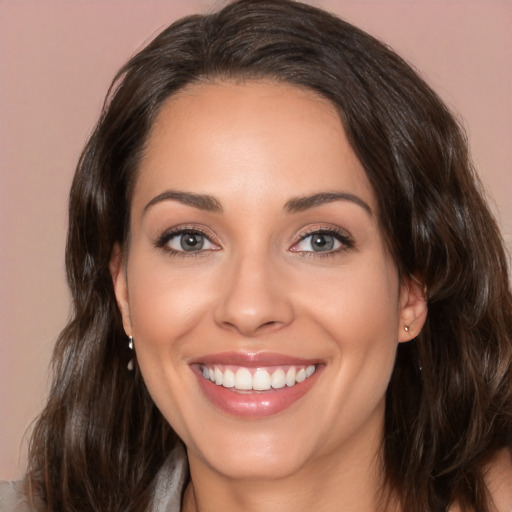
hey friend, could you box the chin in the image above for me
[204,440,311,481]
[184,417,319,481]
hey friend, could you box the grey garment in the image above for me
[0,443,189,512]
[151,442,189,512]
[0,480,31,512]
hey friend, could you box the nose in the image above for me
[213,252,294,337]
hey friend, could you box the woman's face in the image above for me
[112,81,425,481]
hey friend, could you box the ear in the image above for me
[397,275,427,343]
[110,243,133,336]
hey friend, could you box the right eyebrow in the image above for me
[143,190,223,215]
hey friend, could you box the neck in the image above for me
[182,419,393,512]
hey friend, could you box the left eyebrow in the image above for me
[284,192,373,216]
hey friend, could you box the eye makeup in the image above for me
[152,221,355,260]
[290,225,355,257]
[154,225,221,258]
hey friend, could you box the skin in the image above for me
[111,81,428,512]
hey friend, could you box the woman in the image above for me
[2,0,511,510]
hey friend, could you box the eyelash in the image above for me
[154,226,354,258]
[155,226,219,258]
[291,227,354,257]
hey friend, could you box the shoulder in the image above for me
[485,447,512,512]
[448,449,512,512]
[0,480,33,512]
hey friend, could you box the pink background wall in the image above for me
[1,0,511,480]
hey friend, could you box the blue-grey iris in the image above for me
[181,233,204,251]
[311,234,334,251]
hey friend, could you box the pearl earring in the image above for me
[127,335,134,371]
[404,325,410,332]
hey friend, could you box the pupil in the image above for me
[181,233,203,251]
[312,234,334,251]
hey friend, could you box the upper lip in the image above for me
[189,351,322,367]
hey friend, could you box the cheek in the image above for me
[295,255,400,343]
[124,254,218,427]
[307,262,400,428]
[295,257,400,396]
[127,255,215,346]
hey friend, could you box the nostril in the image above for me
[218,318,286,337]
[256,320,284,334]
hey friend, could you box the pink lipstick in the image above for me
[191,352,323,418]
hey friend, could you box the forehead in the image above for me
[134,80,375,213]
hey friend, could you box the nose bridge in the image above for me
[214,246,294,336]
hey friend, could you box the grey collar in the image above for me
[151,442,189,512]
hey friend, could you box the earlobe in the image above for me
[398,275,428,343]
[110,243,133,336]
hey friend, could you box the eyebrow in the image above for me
[143,190,223,214]
[284,192,373,216]
[143,189,372,217]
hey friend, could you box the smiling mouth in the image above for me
[199,364,317,392]
[192,354,322,417]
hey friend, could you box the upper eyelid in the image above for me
[291,226,354,251]
[295,225,352,241]
[154,223,353,249]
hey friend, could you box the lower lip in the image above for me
[194,367,322,418]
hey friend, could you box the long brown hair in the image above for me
[26,1,512,510]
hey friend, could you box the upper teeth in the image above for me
[201,365,316,391]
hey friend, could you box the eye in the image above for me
[291,229,353,254]
[158,229,219,253]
